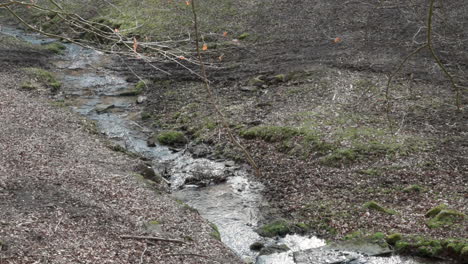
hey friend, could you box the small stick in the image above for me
[120,235,185,244]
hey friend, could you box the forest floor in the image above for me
[116,0,468,259]
[0,34,241,264]
[0,0,467,262]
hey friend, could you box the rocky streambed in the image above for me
[1,27,452,264]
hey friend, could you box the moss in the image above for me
[363,201,397,215]
[148,220,160,225]
[386,233,402,245]
[403,184,425,193]
[358,168,382,176]
[156,131,187,146]
[274,74,286,82]
[425,204,448,218]
[461,246,468,258]
[238,32,250,40]
[43,42,66,54]
[209,223,221,241]
[371,232,385,240]
[23,67,61,92]
[320,148,357,166]
[248,76,265,87]
[119,81,145,96]
[427,209,465,228]
[20,81,39,90]
[447,242,465,254]
[240,126,301,142]
[257,219,290,237]
[344,230,364,240]
[295,222,310,233]
[135,80,147,90]
[395,241,410,252]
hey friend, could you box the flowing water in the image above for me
[1,27,451,264]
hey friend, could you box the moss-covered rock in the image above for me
[257,219,291,237]
[363,201,397,215]
[43,42,66,54]
[238,32,250,40]
[156,131,187,146]
[425,204,448,218]
[395,241,410,252]
[386,233,402,245]
[427,209,465,228]
[259,244,290,256]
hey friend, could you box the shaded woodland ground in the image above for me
[1,0,467,262]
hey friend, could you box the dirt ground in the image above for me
[0,34,241,264]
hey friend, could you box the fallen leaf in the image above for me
[202,44,208,51]
[133,37,138,52]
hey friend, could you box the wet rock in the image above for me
[154,131,187,147]
[259,244,290,256]
[183,170,229,187]
[224,160,236,167]
[326,240,392,257]
[135,163,163,184]
[95,104,114,114]
[256,219,291,237]
[250,241,264,251]
[293,247,361,264]
[147,136,156,147]
[187,143,211,158]
[136,95,147,104]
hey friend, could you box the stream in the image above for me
[1,27,450,264]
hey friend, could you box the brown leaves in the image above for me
[132,37,138,52]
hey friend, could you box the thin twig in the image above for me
[190,0,260,177]
[139,246,148,264]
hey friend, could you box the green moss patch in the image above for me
[425,204,448,218]
[385,233,402,245]
[363,201,397,215]
[43,42,66,54]
[156,131,187,146]
[393,236,467,261]
[427,209,465,228]
[257,219,291,237]
[209,223,221,241]
[240,126,301,142]
[23,67,61,92]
